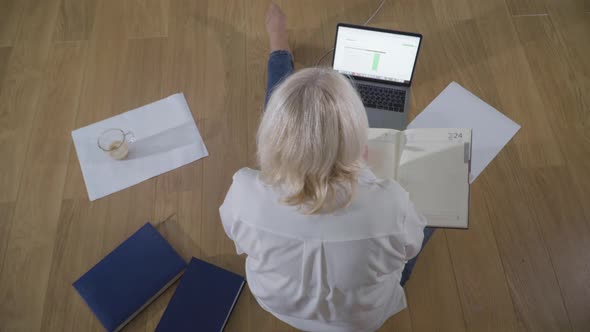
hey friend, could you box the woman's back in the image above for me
[221,21,429,329]
[220,168,426,332]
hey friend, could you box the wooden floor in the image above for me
[0,0,588,331]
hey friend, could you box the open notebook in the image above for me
[367,128,472,228]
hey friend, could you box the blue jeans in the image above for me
[265,50,294,105]
[264,50,435,286]
[400,227,435,286]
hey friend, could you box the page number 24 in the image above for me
[448,132,463,141]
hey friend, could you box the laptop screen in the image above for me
[333,26,421,85]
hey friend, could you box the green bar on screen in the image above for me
[372,53,380,70]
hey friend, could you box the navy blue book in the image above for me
[73,222,186,332]
[155,257,246,332]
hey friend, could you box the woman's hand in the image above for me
[266,3,290,52]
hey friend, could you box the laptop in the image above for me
[332,23,423,129]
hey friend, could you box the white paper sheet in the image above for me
[408,82,520,183]
[72,93,208,201]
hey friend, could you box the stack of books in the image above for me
[73,223,245,332]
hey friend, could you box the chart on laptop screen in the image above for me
[333,26,420,84]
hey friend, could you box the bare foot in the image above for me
[266,3,290,52]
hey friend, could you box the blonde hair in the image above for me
[257,67,368,214]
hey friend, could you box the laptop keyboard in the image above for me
[356,83,406,112]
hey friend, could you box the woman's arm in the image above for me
[403,198,428,260]
[265,3,294,105]
[219,178,239,241]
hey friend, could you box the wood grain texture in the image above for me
[62,0,128,200]
[40,199,111,331]
[0,0,61,203]
[561,127,590,224]
[513,14,590,331]
[53,0,97,42]
[124,0,169,39]
[429,3,523,329]
[469,1,565,169]
[0,41,87,332]
[525,167,590,331]
[379,308,413,332]
[0,46,11,94]
[446,183,522,332]
[513,15,586,128]
[385,2,475,330]
[0,0,26,46]
[481,150,572,331]
[405,232,468,332]
[0,202,15,271]
[504,0,548,16]
[545,3,590,128]
[0,0,589,331]
[98,35,166,331]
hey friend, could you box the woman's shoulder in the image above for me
[232,167,261,184]
[358,168,409,196]
[229,167,272,198]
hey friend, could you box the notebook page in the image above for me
[367,129,402,180]
[397,128,471,228]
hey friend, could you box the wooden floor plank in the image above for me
[153,0,209,266]
[124,0,169,39]
[53,0,98,42]
[96,36,166,332]
[379,308,413,332]
[461,7,574,328]
[199,2,250,331]
[40,199,111,332]
[199,0,248,268]
[504,0,548,16]
[110,37,166,111]
[277,0,332,68]
[469,1,565,168]
[390,0,460,117]
[405,232,467,332]
[512,14,590,331]
[155,0,207,203]
[145,1,211,326]
[56,33,166,331]
[560,127,590,224]
[544,3,590,127]
[481,150,572,331]
[425,3,524,329]
[0,46,11,96]
[245,0,268,168]
[0,0,27,46]
[386,2,473,331]
[0,0,61,203]
[62,0,128,200]
[513,15,586,128]
[0,41,87,332]
[45,2,165,330]
[0,202,16,272]
[446,183,522,332]
[524,167,590,331]
[431,0,475,22]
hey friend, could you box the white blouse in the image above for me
[219,167,427,332]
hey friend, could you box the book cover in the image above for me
[73,222,186,332]
[155,257,245,332]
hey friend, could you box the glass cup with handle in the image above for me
[97,128,135,160]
